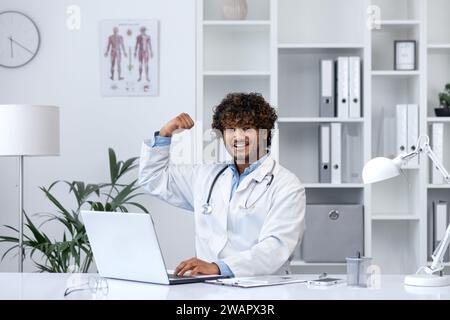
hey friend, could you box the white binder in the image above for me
[432,123,444,184]
[406,104,419,167]
[396,104,408,158]
[336,57,349,119]
[319,124,331,183]
[349,56,361,118]
[320,60,335,117]
[433,201,449,261]
[331,123,342,184]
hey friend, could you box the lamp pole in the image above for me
[19,155,24,272]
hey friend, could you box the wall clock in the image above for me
[0,11,40,68]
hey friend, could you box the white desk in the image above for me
[1,273,450,300]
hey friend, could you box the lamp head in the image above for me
[362,156,403,184]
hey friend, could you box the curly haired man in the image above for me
[139,93,306,278]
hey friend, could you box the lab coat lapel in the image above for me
[216,168,232,230]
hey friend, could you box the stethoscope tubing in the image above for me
[202,159,276,214]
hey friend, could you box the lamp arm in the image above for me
[422,143,450,184]
[420,142,450,274]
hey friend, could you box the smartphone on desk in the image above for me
[307,277,344,286]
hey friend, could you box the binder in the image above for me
[406,104,419,167]
[331,123,342,184]
[320,60,335,117]
[349,56,361,118]
[319,124,331,183]
[432,123,444,184]
[342,124,362,183]
[428,209,434,261]
[433,201,449,262]
[336,57,349,119]
[396,104,408,157]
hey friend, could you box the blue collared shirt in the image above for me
[227,153,269,200]
[146,131,268,278]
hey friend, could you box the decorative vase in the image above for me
[222,0,248,20]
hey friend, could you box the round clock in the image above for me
[0,11,40,68]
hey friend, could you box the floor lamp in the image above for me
[0,105,60,272]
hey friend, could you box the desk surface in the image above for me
[1,273,450,300]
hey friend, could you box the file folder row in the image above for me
[320,57,361,118]
[396,104,419,168]
[319,123,341,183]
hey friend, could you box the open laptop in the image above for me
[81,210,226,285]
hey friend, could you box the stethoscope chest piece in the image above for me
[202,203,213,215]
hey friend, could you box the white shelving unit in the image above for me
[197,0,450,274]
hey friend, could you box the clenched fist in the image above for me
[159,113,194,137]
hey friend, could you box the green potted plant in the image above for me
[435,82,450,117]
[0,148,148,273]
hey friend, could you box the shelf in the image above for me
[203,20,270,26]
[278,43,364,49]
[203,71,270,77]
[303,183,364,189]
[278,48,363,118]
[290,260,346,267]
[427,44,450,52]
[427,117,450,123]
[428,184,450,189]
[372,215,420,221]
[371,70,420,76]
[278,117,364,123]
[377,20,420,27]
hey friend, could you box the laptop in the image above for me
[81,210,226,285]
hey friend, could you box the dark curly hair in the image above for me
[211,92,278,148]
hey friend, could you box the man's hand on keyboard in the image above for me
[174,257,220,277]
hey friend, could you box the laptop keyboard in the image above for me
[168,274,194,279]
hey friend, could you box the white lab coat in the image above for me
[138,142,306,277]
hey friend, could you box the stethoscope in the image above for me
[201,159,276,215]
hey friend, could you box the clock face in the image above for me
[0,11,40,68]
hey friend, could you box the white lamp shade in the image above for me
[362,157,401,184]
[0,105,60,156]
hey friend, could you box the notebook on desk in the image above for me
[205,275,307,288]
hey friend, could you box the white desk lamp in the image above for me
[362,135,450,287]
[0,105,60,272]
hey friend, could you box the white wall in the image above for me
[0,0,197,272]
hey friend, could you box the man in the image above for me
[104,26,127,81]
[139,93,305,277]
[134,26,153,82]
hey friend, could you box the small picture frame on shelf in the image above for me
[394,40,416,71]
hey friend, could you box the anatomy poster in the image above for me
[100,20,159,96]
